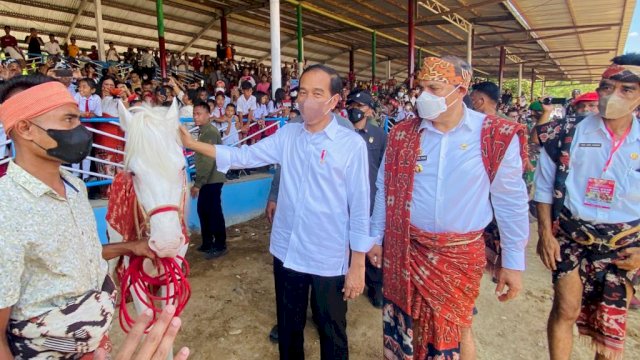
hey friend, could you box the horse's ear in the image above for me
[117,100,133,131]
[168,98,180,126]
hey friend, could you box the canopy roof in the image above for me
[0,0,635,83]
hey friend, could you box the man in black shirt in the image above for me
[24,28,44,58]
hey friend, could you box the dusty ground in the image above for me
[111,216,640,360]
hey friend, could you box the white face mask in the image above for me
[415,85,461,120]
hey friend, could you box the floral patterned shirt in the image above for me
[0,161,107,320]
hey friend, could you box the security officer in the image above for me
[347,90,387,308]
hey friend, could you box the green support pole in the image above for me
[156,0,167,79]
[296,4,303,75]
[372,31,377,84]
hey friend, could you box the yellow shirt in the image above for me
[0,161,107,320]
[67,44,80,58]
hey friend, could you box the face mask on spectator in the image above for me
[31,124,93,163]
[347,108,365,124]
[415,85,460,120]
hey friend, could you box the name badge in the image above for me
[417,155,428,162]
[584,177,615,209]
[579,143,602,148]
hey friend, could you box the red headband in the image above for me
[0,81,77,135]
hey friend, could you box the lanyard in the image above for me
[602,124,632,173]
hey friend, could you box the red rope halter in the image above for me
[113,171,191,333]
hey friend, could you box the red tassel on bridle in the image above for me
[118,255,191,333]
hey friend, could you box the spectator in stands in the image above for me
[128,70,143,93]
[179,89,196,119]
[139,48,157,81]
[208,65,228,90]
[66,36,80,58]
[501,89,513,105]
[43,34,62,59]
[221,103,241,147]
[4,61,23,80]
[256,73,270,94]
[86,45,99,61]
[225,43,233,61]
[1,26,23,62]
[507,107,520,123]
[236,81,256,139]
[78,49,91,62]
[176,54,188,72]
[470,81,502,117]
[191,101,228,259]
[268,88,288,118]
[238,67,256,88]
[191,53,203,73]
[216,39,226,60]
[106,42,120,65]
[24,28,44,58]
[75,78,102,119]
[123,46,136,64]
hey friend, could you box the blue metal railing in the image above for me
[78,116,287,188]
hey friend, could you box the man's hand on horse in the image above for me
[94,305,190,360]
[495,268,523,302]
[190,186,200,199]
[178,126,194,148]
[130,240,156,259]
[613,248,640,271]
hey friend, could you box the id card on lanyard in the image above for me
[583,124,631,209]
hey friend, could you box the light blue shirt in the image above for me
[370,107,530,271]
[534,114,640,223]
[215,116,373,276]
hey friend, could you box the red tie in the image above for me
[85,98,90,114]
[219,107,223,117]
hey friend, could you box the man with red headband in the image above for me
[535,53,640,360]
[369,56,529,359]
[0,75,154,359]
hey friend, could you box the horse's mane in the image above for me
[124,104,184,178]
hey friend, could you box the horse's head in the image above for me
[118,100,186,258]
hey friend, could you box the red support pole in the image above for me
[221,15,228,45]
[498,45,506,93]
[408,0,415,89]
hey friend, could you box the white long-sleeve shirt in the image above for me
[534,114,640,223]
[370,107,530,270]
[215,117,374,276]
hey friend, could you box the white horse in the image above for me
[108,99,189,355]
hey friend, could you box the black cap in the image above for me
[347,91,375,109]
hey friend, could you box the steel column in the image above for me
[220,15,228,45]
[530,68,536,101]
[372,31,376,84]
[517,63,523,101]
[296,4,304,76]
[95,0,106,62]
[408,0,415,88]
[498,45,506,93]
[270,0,282,97]
[156,0,167,78]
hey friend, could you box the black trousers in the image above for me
[273,257,348,360]
[365,259,382,295]
[196,183,226,251]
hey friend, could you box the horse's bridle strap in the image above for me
[147,205,181,217]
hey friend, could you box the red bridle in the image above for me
[118,170,191,333]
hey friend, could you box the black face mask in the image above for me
[32,124,93,164]
[347,108,365,124]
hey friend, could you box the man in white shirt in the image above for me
[236,81,256,137]
[105,42,120,64]
[535,53,640,360]
[43,34,61,58]
[369,56,529,360]
[180,64,372,360]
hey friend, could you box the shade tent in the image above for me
[0,0,635,83]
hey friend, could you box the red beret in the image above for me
[573,91,598,105]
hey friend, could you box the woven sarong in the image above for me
[7,276,116,360]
